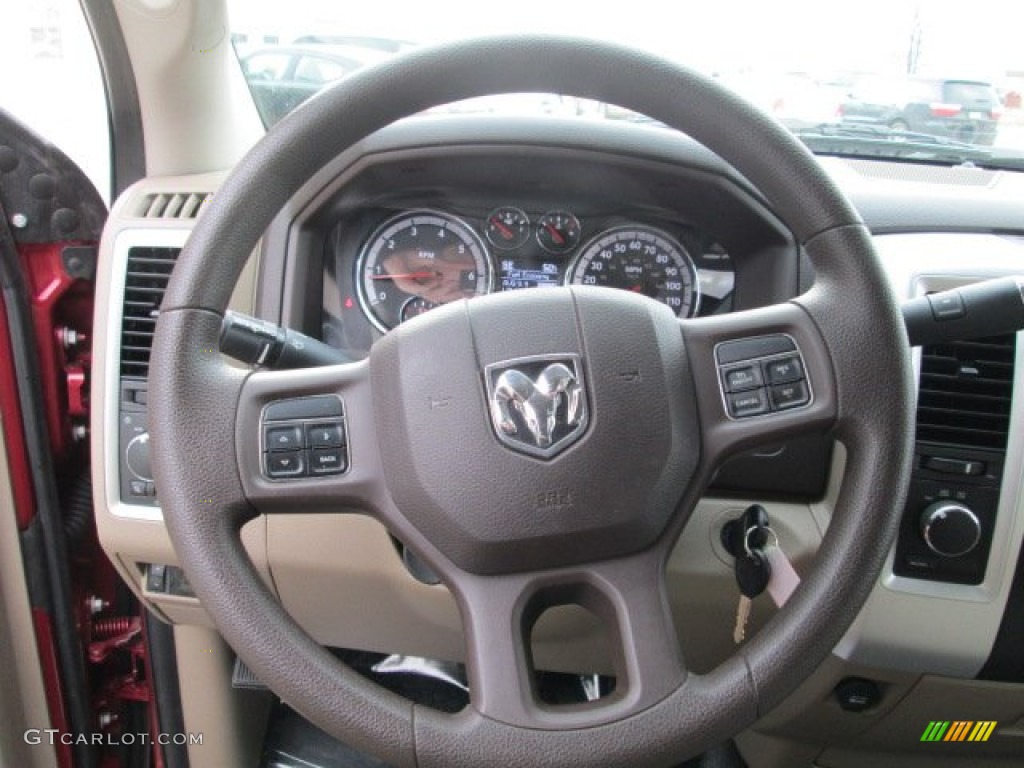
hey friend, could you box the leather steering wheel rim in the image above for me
[150,35,914,768]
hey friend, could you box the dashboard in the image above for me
[334,205,733,339]
[93,116,1024,768]
[278,129,798,360]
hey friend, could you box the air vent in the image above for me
[119,246,180,378]
[138,192,210,220]
[916,334,1017,451]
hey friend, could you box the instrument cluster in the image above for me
[342,206,736,339]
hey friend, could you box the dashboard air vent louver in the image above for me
[119,246,181,378]
[916,333,1017,451]
[138,192,210,220]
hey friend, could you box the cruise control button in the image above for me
[309,447,346,475]
[770,380,810,410]
[306,422,345,448]
[764,356,803,385]
[724,365,763,392]
[728,389,769,418]
[266,450,305,478]
[265,425,303,452]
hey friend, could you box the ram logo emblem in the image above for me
[485,355,588,459]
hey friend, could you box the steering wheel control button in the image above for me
[716,336,811,419]
[264,395,344,421]
[723,365,763,392]
[265,425,304,452]
[764,356,803,385]
[309,448,346,475]
[266,450,305,478]
[260,397,350,480]
[769,381,810,410]
[306,422,345,448]
[728,389,769,418]
[715,334,796,365]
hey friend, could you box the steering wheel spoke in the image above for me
[681,301,838,472]
[452,550,685,730]
[234,360,386,514]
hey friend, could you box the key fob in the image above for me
[735,549,772,599]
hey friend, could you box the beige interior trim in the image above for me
[112,0,263,176]
[173,624,271,768]
[0,431,58,768]
[831,235,1024,677]
[92,173,263,608]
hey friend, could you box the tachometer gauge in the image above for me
[567,225,700,317]
[485,206,530,250]
[356,210,493,332]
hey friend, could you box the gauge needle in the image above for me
[545,223,566,245]
[491,219,514,239]
[369,271,439,280]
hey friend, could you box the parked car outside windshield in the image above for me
[840,76,1003,145]
[228,0,1024,169]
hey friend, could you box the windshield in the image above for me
[227,0,1024,168]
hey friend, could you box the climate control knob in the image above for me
[125,432,153,482]
[920,502,981,558]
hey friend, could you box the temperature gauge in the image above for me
[536,210,581,254]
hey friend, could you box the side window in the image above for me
[242,52,292,81]
[293,57,351,86]
[0,0,111,203]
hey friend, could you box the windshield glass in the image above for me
[227,0,1024,168]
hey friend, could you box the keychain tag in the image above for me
[764,543,801,607]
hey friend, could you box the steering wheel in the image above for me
[150,36,913,768]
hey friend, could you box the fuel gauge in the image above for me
[485,206,530,250]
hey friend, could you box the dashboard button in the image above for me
[922,456,985,476]
[266,450,305,478]
[724,365,763,392]
[764,356,803,385]
[770,381,809,410]
[728,389,769,418]
[146,563,167,593]
[265,425,303,452]
[306,422,345,448]
[309,448,346,475]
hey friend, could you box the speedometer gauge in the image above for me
[356,210,493,332]
[567,226,700,317]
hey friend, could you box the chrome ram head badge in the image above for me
[484,354,588,459]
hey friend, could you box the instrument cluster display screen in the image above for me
[498,258,563,290]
